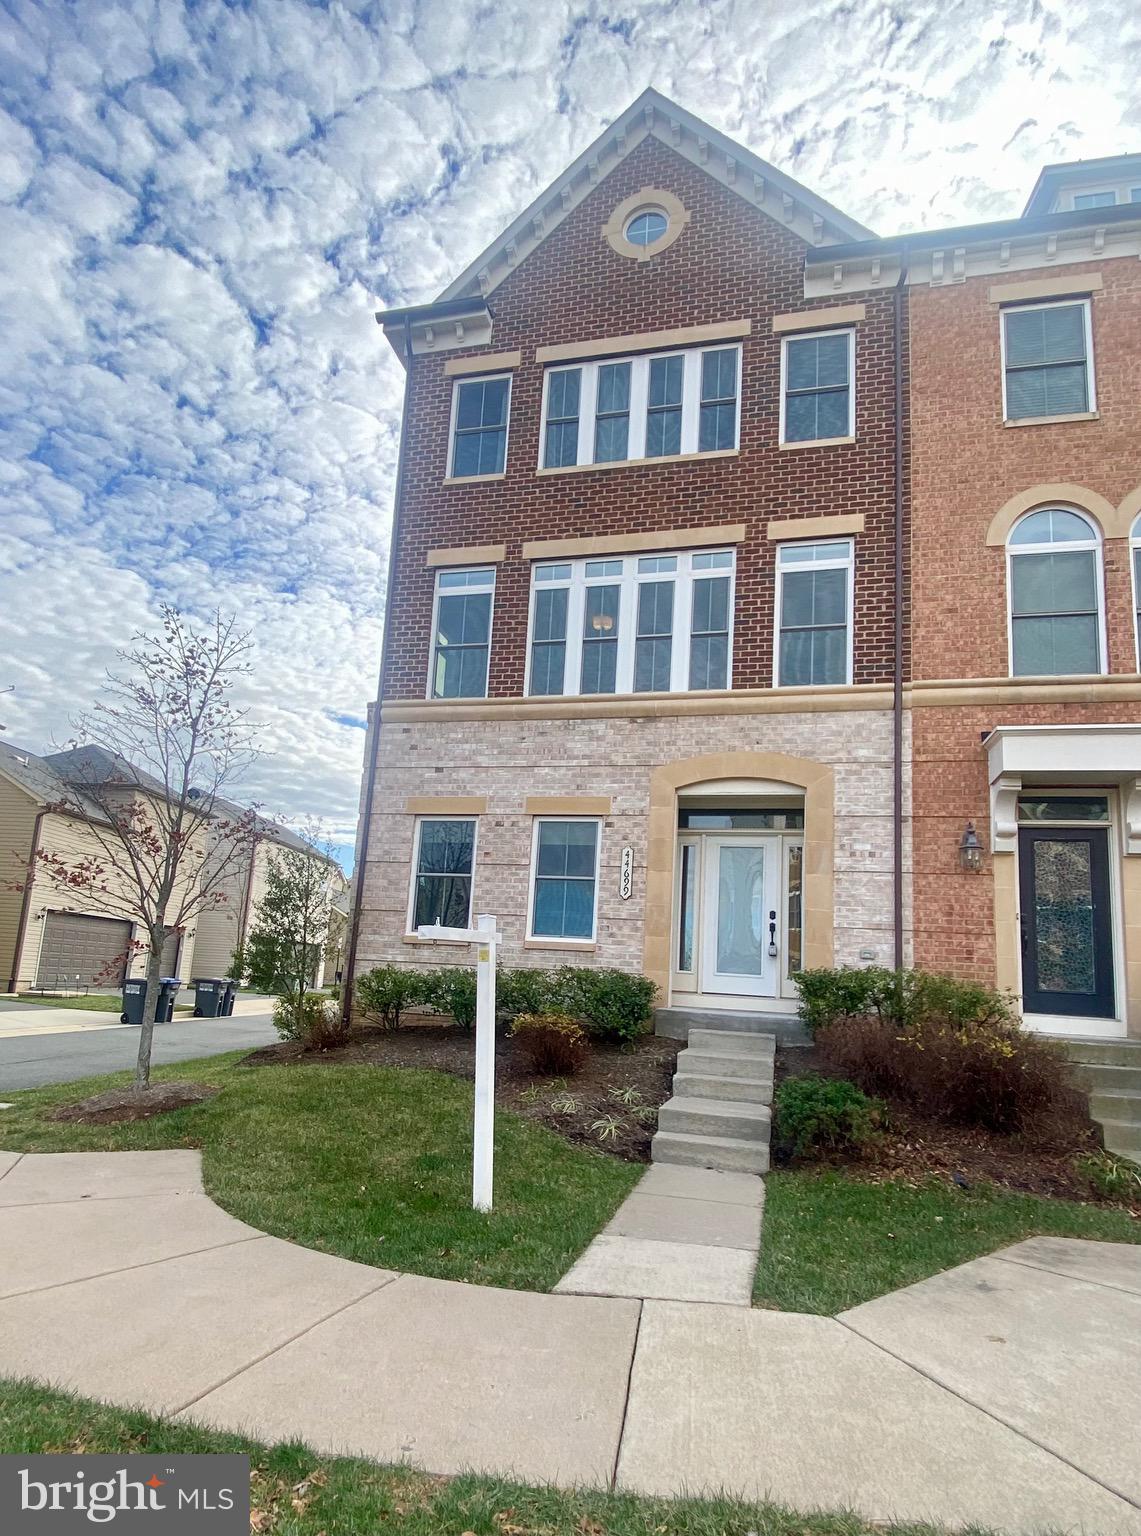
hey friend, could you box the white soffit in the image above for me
[436,87,873,304]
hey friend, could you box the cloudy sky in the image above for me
[1,0,1137,866]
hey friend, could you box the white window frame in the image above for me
[772,538,855,689]
[1131,515,1141,670]
[536,344,741,470]
[447,372,512,479]
[1070,188,1118,210]
[1005,508,1106,679]
[778,328,856,446]
[526,816,602,945]
[426,566,496,700]
[405,815,478,936]
[523,548,736,698]
[999,298,1096,422]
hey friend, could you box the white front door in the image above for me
[701,836,781,997]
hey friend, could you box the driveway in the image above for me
[0,1012,278,1090]
[0,1147,1137,1534]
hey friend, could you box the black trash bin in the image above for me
[192,978,226,1018]
[120,978,146,1025]
[120,977,181,1025]
[221,979,238,1017]
[156,977,181,1023]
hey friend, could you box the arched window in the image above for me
[1131,514,1141,669]
[1007,507,1104,677]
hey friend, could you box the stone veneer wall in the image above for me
[355,708,911,987]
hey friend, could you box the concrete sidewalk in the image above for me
[0,1148,1138,1534]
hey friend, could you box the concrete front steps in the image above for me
[655,1006,809,1045]
[1065,1038,1141,1159]
[652,1028,775,1175]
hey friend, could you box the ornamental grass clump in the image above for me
[509,1012,588,1076]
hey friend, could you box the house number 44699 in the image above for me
[619,846,634,901]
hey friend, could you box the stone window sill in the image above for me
[1003,411,1099,429]
[535,449,738,477]
[778,436,855,451]
[523,938,598,952]
[443,472,507,486]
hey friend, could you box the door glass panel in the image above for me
[677,844,696,973]
[716,845,765,976]
[786,843,803,978]
[1032,839,1096,996]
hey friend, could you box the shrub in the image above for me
[497,966,553,1019]
[510,1011,588,1075]
[274,990,350,1051]
[550,966,655,1045]
[796,965,1012,1035]
[420,965,478,1029]
[354,965,426,1030]
[775,1074,882,1158]
[1077,1150,1141,1203]
[816,1008,1084,1137]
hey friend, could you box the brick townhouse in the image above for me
[351,90,1141,1045]
[351,87,909,1030]
[809,152,1141,1043]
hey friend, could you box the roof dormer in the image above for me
[1023,153,1141,217]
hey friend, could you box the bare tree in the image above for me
[30,606,261,1088]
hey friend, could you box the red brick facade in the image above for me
[909,259,1141,985]
[380,136,907,705]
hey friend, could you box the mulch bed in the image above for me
[49,1082,219,1125]
[242,1016,680,1162]
[774,1042,1132,1205]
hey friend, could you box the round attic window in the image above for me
[602,187,690,261]
[624,208,668,246]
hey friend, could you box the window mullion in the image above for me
[565,568,587,694]
[681,351,701,455]
[617,560,637,692]
[628,357,648,461]
[672,564,693,692]
[578,364,597,465]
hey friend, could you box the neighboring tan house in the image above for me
[350,89,1141,1063]
[192,805,349,986]
[0,740,199,992]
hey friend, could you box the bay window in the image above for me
[526,548,735,697]
[539,344,740,469]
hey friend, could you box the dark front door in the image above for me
[1019,826,1115,1018]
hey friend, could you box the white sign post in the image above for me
[415,913,499,1212]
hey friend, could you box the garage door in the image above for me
[35,913,133,990]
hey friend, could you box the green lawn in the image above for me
[755,1169,1141,1314]
[0,1055,639,1292]
[16,993,193,1014]
[0,1377,981,1536]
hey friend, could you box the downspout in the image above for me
[892,242,910,971]
[342,311,415,1026]
[9,810,45,992]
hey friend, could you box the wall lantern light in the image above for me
[959,821,984,872]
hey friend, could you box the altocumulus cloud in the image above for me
[0,0,1137,861]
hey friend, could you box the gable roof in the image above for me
[436,87,874,306]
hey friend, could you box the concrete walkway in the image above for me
[0,1148,1139,1534]
[556,1163,764,1303]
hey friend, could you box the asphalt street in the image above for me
[0,1012,278,1091]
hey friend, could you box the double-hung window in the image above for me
[1007,508,1104,676]
[539,344,740,468]
[780,329,854,444]
[529,818,601,941]
[1001,300,1094,420]
[409,818,475,931]
[775,540,854,687]
[526,548,735,697]
[449,374,510,477]
[429,567,495,699]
